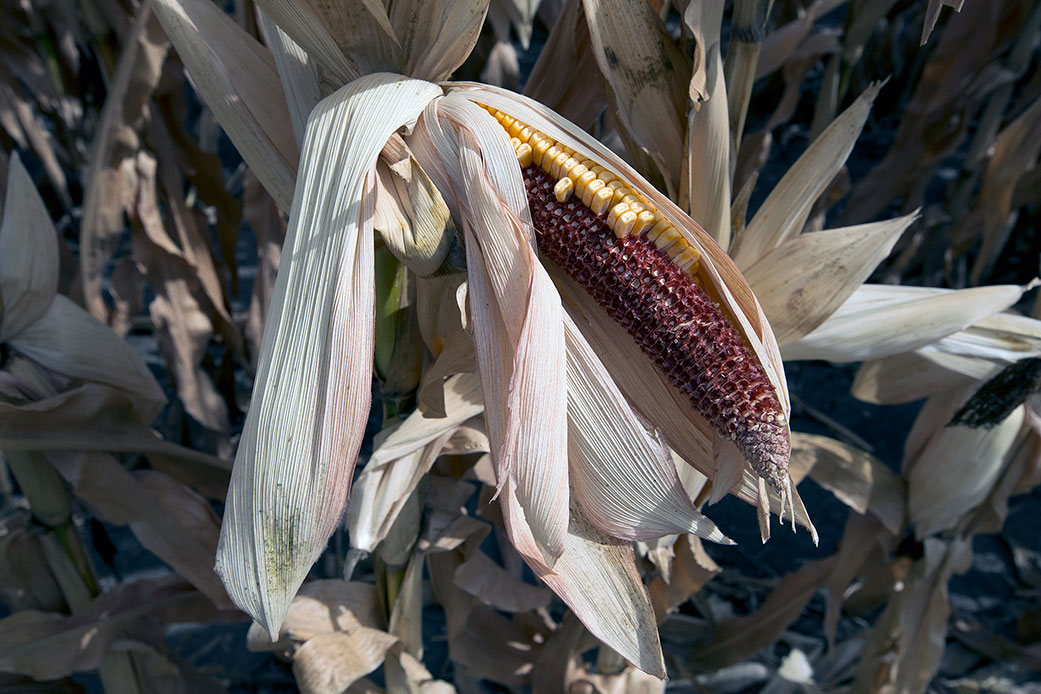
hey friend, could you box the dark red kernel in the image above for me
[522,165,789,489]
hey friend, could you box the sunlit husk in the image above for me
[215,74,442,639]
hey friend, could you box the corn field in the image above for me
[1,0,1040,692]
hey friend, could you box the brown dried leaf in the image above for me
[0,577,203,680]
[524,0,606,131]
[45,453,228,607]
[792,432,905,534]
[453,551,553,612]
[80,5,168,322]
[390,0,488,81]
[292,628,400,694]
[649,535,720,623]
[689,556,837,670]
[922,0,965,44]
[852,538,972,693]
[246,580,382,652]
[0,383,231,470]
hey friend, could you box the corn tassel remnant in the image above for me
[488,108,790,491]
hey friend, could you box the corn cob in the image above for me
[488,108,790,491]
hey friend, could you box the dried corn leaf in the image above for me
[782,283,1030,362]
[0,577,202,681]
[0,154,59,341]
[154,0,299,210]
[259,12,320,147]
[733,82,882,269]
[792,432,904,534]
[922,0,964,44]
[0,383,227,470]
[689,556,837,670]
[524,0,606,131]
[745,212,914,344]
[247,580,382,651]
[649,535,720,622]
[682,0,731,249]
[581,0,689,195]
[293,627,400,694]
[852,538,971,693]
[970,96,1041,284]
[79,6,168,323]
[390,0,488,81]
[454,551,553,612]
[851,350,998,405]
[47,452,229,607]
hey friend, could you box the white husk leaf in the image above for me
[564,316,732,544]
[215,74,441,639]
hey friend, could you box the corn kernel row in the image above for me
[483,106,700,277]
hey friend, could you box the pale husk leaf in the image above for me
[8,295,166,410]
[0,153,58,341]
[373,138,454,277]
[906,390,1025,538]
[851,350,999,405]
[564,315,733,544]
[389,0,489,81]
[932,302,1041,362]
[744,212,916,344]
[682,0,731,249]
[580,0,689,195]
[782,283,1031,362]
[733,81,883,269]
[215,75,441,639]
[410,94,569,567]
[347,374,483,552]
[153,0,299,210]
[500,485,667,678]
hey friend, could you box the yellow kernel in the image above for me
[508,121,524,138]
[554,177,575,202]
[606,202,629,227]
[501,114,515,130]
[518,126,533,142]
[628,201,647,215]
[607,181,628,207]
[541,145,562,170]
[575,170,597,198]
[616,210,638,237]
[532,139,552,167]
[567,163,589,180]
[591,185,614,214]
[554,152,571,178]
[664,237,688,256]
[621,194,641,205]
[493,110,505,122]
[582,179,605,207]
[510,137,521,150]
[654,227,682,251]
[529,131,546,148]
[675,248,700,273]
[632,210,657,235]
[646,218,672,241]
[516,143,533,168]
[590,165,606,178]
